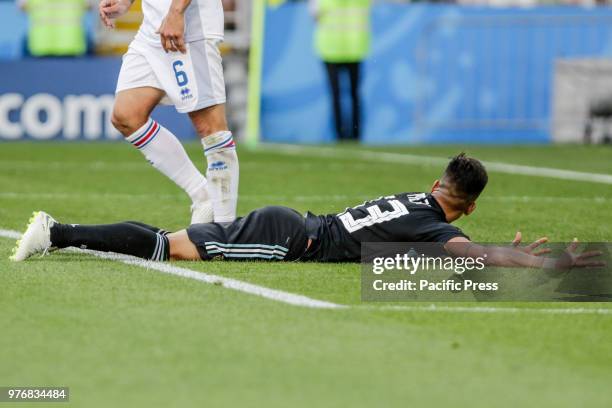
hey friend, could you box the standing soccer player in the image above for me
[99,0,238,224]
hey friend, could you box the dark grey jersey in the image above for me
[304,193,468,262]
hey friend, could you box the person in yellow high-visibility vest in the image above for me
[311,0,371,141]
[18,0,90,57]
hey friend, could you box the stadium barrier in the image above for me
[413,13,612,144]
[0,58,194,141]
[260,4,612,145]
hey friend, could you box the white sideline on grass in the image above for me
[1,229,611,315]
[0,228,342,310]
[264,144,612,185]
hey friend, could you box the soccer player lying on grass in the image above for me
[10,154,602,269]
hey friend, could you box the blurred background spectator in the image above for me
[18,0,91,57]
[310,0,371,141]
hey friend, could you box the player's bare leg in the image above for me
[189,103,239,223]
[111,87,213,224]
[167,230,202,261]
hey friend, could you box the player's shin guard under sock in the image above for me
[202,131,239,223]
[127,118,209,204]
[50,223,170,261]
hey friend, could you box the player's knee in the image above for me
[111,108,148,137]
[111,110,133,136]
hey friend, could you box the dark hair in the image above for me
[441,153,488,203]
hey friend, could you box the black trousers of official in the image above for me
[324,62,362,141]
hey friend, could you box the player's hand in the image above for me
[157,10,187,54]
[99,0,131,29]
[511,231,551,256]
[553,239,606,269]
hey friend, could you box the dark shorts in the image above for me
[186,206,309,262]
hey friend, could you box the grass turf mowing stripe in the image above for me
[2,229,611,316]
[265,144,612,185]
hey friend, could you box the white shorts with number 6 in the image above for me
[116,37,226,113]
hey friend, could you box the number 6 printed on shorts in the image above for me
[172,61,189,87]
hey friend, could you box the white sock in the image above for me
[127,118,209,204]
[202,131,239,223]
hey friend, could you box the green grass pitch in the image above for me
[0,142,611,407]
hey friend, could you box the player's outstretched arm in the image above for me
[445,236,605,269]
[99,0,134,29]
[157,0,192,54]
